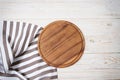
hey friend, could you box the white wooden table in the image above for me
[0,0,120,80]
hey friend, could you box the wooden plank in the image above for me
[58,53,120,80]
[0,0,120,19]
[58,53,120,68]
[1,19,119,36]
[1,19,120,53]
[58,70,120,80]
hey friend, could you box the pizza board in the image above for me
[38,20,85,68]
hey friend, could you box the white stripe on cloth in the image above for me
[0,48,5,73]
[8,70,27,80]
[14,50,38,62]
[23,24,34,52]
[0,21,58,80]
[13,22,23,52]
[19,62,46,73]
[27,44,37,50]
[10,22,16,47]
[26,67,56,78]
[29,37,38,44]
[0,21,9,72]
[12,56,42,68]
[34,72,58,80]
[5,34,14,64]
[0,76,20,80]
[0,21,5,73]
[6,21,10,40]
[6,22,14,64]
[15,23,29,57]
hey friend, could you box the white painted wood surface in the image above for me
[0,0,120,80]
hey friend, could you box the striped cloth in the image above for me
[0,21,58,80]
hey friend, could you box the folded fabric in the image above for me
[0,21,58,80]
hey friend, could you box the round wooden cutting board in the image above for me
[38,20,85,68]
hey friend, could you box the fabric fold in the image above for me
[0,21,58,80]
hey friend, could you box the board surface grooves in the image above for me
[38,20,85,68]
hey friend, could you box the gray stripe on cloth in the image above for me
[19,23,32,56]
[8,21,13,43]
[29,69,57,80]
[13,22,26,56]
[3,21,11,66]
[11,22,20,50]
[0,21,58,80]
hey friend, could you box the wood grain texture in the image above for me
[0,0,120,19]
[58,53,120,80]
[38,20,85,68]
[0,0,120,80]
